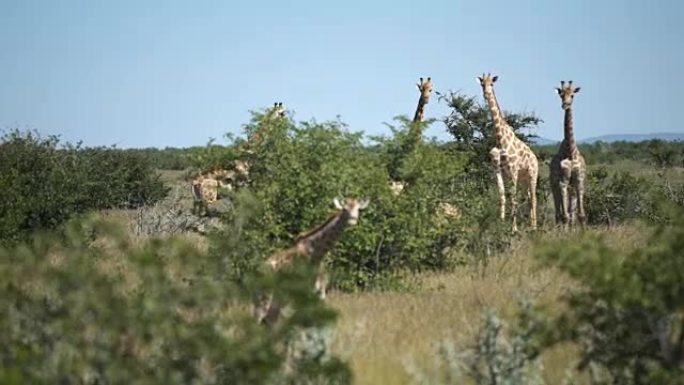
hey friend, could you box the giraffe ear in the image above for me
[573,87,581,93]
[555,88,562,94]
[359,199,370,209]
[333,198,343,209]
[492,76,498,83]
[476,77,482,84]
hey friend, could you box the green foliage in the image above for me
[585,167,684,226]
[585,167,654,226]
[0,130,168,245]
[411,300,548,385]
[0,215,350,385]
[534,140,684,167]
[120,147,197,170]
[536,206,684,384]
[441,91,542,192]
[380,115,437,181]
[187,138,238,172]
[214,113,470,290]
[647,140,680,169]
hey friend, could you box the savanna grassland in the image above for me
[2,99,684,384]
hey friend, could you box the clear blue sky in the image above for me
[1,0,681,148]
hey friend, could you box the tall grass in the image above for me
[328,225,647,385]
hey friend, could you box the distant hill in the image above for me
[579,132,684,144]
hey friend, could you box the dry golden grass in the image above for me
[328,225,649,385]
[103,172,654,383]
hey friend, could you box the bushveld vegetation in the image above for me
[1,88,683,384]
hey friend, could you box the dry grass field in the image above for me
[111,167,659,384]
[327,225,647,385]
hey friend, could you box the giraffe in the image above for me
[405,76,433,152]
[253,197,369,326]
[191,168,235,204]
[191,168,235,215]
[389,77,433,195]
[232,102,287,179]
[477,73,538,231]
[241,102,287,154]
[550,80,586,228]
[190,103,286,215]
[413,77,433,124]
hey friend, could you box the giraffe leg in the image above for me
[314,268,328,300]
[509,176,519,232]
[528,172,538,230]
[489,148,505,220]
[253,291,269,323]
[549,163,563,226]
[569,192,577,227]
[560,159,572,229]
[253,292,280,326]
[577,173,587,227]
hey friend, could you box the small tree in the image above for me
[647,139,678,169]
[440,91,542,193]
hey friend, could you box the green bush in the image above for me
[121,147,196,170]
[213,113,470,291]
[0,130,168,245]
[585,167,684,226]
[0,215,350,385]
[536,204,684,384]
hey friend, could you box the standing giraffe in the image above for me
[406,77,433,152]
[477,73,538,231]
[550,80,586,228]
[233,102,287,178]
[389,77,433,195]
[413,77,433,123]
[254,197,369,326]
[243,102,286,151]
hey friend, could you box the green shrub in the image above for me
[0,215,350,385]
[410,300,548,385]
[585,167,684,226]
[0,130,168,245]
[536,204,684,384]
[213,113,470,291]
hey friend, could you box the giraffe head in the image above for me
[477,73,498,91]
[211,168,236,188]
[333,197,370,225]
[416,77,433,101]
[271,102,286,118]
[556,80,581,110]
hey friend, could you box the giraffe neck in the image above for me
[297,210,351,264]
[563,106,578,159]
[483,87,514,148]
[413,95,427,123]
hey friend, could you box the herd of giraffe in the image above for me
[188,74,587,325]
